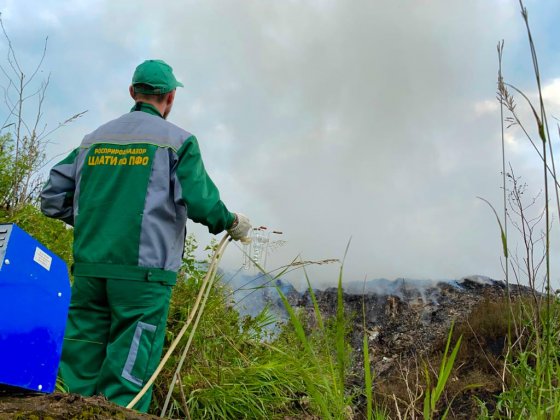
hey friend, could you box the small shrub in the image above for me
[0,205,73,268]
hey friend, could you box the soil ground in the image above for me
[0,386,159,420]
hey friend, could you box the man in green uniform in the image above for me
[40,59,251,412]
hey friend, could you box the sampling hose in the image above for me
[160,233,230,417]
[126,234,231,410]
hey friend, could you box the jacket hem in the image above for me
[73,262,177,285]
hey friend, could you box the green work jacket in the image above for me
[41,103,235,284]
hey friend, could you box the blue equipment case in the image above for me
[0,223,71,393]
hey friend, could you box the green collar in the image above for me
[130,102,164,119]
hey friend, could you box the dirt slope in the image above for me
[0,388,160,420]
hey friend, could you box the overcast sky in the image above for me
[1,0,560,288]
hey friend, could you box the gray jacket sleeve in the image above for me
[40,148,79,226]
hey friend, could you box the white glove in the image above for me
[228,213,251,242]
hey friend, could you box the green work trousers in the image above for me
[59,275,173,413]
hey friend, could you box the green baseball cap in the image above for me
[132,59,184,94]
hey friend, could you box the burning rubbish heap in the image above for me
[230,273,535,358]
[225,270,538,417]
[294,276,527,372]
[291,275,538,417]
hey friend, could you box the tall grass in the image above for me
[152,268,326,419]
[275,261,353,419]
[487,0,560,417]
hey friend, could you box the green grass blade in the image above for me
[434,322,455,402]
[335,239,351,396]
[361,279,373,420]
[336,267,346,393]
[276,286,312,355]
[363,332,373,420]
[477,197,508,258]
[303,262,324,331]
[434,335,462,403]
[423,377,431,419]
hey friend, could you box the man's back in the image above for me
[42,102,236,283]
[73,109,190,278]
